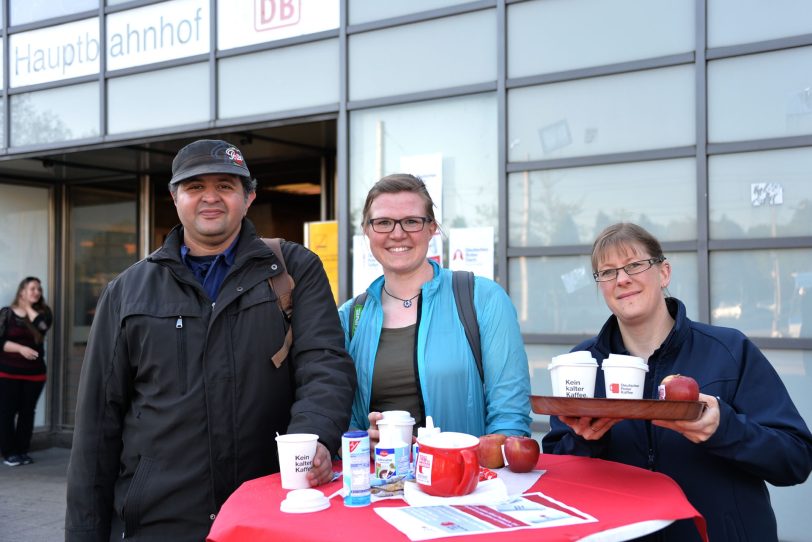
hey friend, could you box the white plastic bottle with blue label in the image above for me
[412,416,440,475]
[375,421,409,479]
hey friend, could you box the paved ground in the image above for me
[0,447,70,542]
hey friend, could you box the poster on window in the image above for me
[304,220,338,304]
[352,234,383,298]
[448,227,494,280]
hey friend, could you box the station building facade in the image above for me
[0,1,810,537]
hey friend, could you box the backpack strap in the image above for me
[452,270,483,383]
[262,238,295,368]
[349,293,367,340]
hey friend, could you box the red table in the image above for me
[208,454,707,542]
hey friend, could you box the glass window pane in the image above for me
[11,83,100,147]
[349,93,497,274]
[0,183,50,427]
[508,65,694,161]
[709,147,812,239]
[65,181,137,426]
[510,253,698,335]
[218,0,338,50]
[763,349,812,542]
[11,0,97,26]
[9,18,100,88]
[710,249,812,338]
[508,0,693,77]
[708,47,812,143]
[708,0,812,48]
[106,0,210,71]
[349,0,473,25]
[527,344,575,428]
[509,158,696,247]
[349,10,495,101]
[219,39,338,119]
[108,63,208,134]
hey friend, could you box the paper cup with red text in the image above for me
[602,354,648,399]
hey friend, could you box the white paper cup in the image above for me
[602,354,649,399]
[549,351,598,398]
[275,433,319,489]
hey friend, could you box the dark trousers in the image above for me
[0,378,45,458]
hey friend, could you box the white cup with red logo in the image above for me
[602,354,648,399]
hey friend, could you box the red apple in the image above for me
[503,436,540,473]
[658,374,699,401]
[477,434,507,469]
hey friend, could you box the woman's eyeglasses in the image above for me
[367,216,432,233]
[593,257,665,282]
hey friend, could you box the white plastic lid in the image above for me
[381,410,414,420]
[378,416,415,427]
[280,488,330,514]
[602,353,648,371]
[549,351,597,368]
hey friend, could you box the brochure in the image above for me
[375,491,597,541]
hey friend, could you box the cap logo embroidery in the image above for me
[225,147,244,165]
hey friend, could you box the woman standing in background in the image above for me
[0,276,53,467]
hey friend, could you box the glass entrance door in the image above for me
[63,180,137,426]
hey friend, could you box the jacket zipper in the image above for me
[412,295,427,427]
[176,316,187,394]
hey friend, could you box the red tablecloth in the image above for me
[208,454,707,542]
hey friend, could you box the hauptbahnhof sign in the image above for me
[4,0,338,88]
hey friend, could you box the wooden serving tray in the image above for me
[531,395,706,421]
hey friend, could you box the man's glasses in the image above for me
[593,257,666,282]
[367,216,433,233]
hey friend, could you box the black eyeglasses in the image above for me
[593,257,666,282]
[367,216,433,233]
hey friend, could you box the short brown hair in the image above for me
[591,223,665,272]
[361,173,436,227]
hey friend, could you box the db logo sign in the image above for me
[254,0,301,31]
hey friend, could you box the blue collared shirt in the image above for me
[180,236,240,301]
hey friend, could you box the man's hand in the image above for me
[307,442,334,486]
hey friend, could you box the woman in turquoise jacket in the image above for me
[338,174,531,447]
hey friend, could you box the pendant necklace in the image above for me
[383,284,420,308]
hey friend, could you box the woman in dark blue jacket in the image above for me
[542,222,812,542]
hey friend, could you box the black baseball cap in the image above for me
[170,139,251,185]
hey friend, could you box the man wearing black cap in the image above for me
[65,140,356,541]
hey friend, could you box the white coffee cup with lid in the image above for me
[549,351,598,398]
[602,354,649,399]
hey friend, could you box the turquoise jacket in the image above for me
[338,260,531,437]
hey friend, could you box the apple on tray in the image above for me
[658,374,699,401]
[504,436,540,473]
[477,434,507,469]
